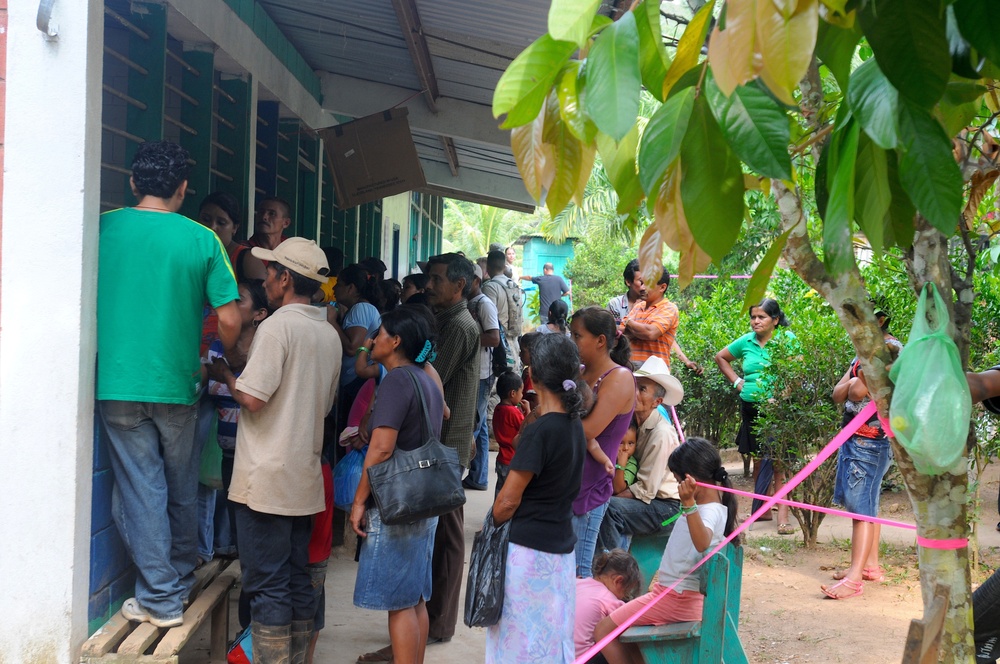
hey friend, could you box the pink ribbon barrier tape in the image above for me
[574,401,878,664]
[697,482,916,531]
[669,404,685,442]
[916,536,968,550]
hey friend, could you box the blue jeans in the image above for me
[466,377,493,488]
[975,568,1000,662]
[197,484,217,561]
[99,400,201,622]
[235,504,315,626]
[597,496,680,554]
[833,435,892,517]
[572,501,609,578]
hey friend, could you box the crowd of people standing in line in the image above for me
[103,139,980,664]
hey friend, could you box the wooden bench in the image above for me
[81,559,240,664]
[621,543,748,664]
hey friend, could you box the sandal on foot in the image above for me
[833,566,885,582]
[862,566,886,582]
[821,577,863,599]
[777,523,795,535]
[357,645,393,663]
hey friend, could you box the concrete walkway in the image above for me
[183,451,1000,663]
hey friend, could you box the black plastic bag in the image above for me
[463,512,511,627]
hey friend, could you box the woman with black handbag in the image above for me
[350,304,446,664]
[487,334,589,663]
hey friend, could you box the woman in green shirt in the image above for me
[714,298,795,534]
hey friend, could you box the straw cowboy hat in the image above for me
[633,355,684,406]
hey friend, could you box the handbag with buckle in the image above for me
[366,368,466,525]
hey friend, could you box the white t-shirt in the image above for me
[657,502,728,593]
[469,293,499,380]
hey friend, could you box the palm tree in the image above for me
[443,200,539,258]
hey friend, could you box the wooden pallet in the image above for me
[81,560,240,664]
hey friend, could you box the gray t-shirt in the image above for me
[469,293,499,379]
[532,274,569,319]
[369,365,444,452]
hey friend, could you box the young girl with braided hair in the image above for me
[594,437,739,664]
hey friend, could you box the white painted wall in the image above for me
[0,1,104,661]
[381,193,411,279]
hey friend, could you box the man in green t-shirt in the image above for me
[97,141,241,629]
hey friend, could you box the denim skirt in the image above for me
[833,434,892,517]
[353,507,437,611]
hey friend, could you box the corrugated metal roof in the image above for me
[256,0,622,209]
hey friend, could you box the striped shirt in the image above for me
[622,298,679,365]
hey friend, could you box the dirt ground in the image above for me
[732,460,1000,664]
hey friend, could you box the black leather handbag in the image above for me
[366,369,466,525]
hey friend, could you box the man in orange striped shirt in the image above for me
[619,266,700,371]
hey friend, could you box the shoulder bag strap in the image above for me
[403,367,432,443]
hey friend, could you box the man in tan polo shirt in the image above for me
[211,238,342,664]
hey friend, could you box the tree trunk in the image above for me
[772,181,974,660]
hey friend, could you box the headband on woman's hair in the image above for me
[562,379,576,392]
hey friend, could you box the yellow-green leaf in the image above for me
[635,0,672,101]
[708,0,759,97]
[637,221,665,293]
[557,61,597,142]
[597,125,645,214]
[511,100,552,202]
[549,0,603,48]
[543,98,586,218]
[755,0,818,106]
[662,0,715,97]
[493,35,578,128]
[742,228,792,311]
[655,161,712,289]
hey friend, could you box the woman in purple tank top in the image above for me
[569,307,636,577]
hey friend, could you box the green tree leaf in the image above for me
[597,125,644,214]
[858,0,950,109]
[493,35,578,128]
[946,5,985,80]
[548,0,602,48]
[846,59,899,150]
[854,135,890,255]
[952,0,1000,69]
[679,96,746,263]
[742,228,793,311]
[815,138,830,220]
[937,79,988,136]
[815,21,860,92]
[557,61,597,142]
[662,0,714,97]
[635,0,671,102]
[884,150,916,249]
[896,101,963,235]
[706,77,792,180]
[584,11,641,141]
[823,120,860,275]
[638,86,696,195]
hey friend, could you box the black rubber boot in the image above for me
[290,619,314,664]
[252,622,291,664]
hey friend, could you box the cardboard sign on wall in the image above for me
[319,108,427,210]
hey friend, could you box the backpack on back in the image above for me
[484,277,524,335]
[469,294,515,378]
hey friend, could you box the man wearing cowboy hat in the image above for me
[209,237,342,663]
[597,355,684,553]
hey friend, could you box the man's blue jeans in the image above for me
[597,496,680,554]
[466,377,493,488]
[99,400,201,622]
[235,504,315,626]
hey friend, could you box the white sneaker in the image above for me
[120,597,183,628]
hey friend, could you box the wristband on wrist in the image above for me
[357,346,369,354]
[680,503,699,516]
[733,377,743,388]
[614,464,624,471]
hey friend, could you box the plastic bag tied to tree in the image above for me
[889,283,972,475]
